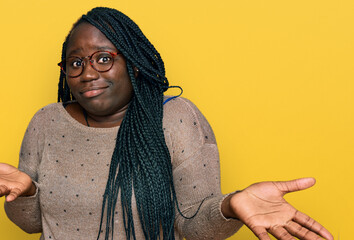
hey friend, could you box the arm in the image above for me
[164,98,333,240]
[163,97,242,239]
[173,144,243,240]
[4,108,45,233]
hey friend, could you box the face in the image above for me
[65,22,133,116]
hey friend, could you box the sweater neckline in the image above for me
[56,102,120,132]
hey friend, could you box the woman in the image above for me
[1,7,333,240]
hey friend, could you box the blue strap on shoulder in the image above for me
[163,86,183,105]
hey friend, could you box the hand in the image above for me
[222,178,333,240]
[0,163,35,202]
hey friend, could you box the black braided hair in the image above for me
[58,7,178,240]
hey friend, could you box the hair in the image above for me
[58,7,178,240]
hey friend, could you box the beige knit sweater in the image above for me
[5,97,242,240]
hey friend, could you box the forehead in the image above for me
[66,22,117,56]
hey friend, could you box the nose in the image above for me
[80,59,99,81]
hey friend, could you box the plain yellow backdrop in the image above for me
[0,0,353,239]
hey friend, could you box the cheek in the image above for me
[110,72,133,102]
[66,79,80,96]
[66,79,73,91]
[66,77,77,87]
[111,68,132,89]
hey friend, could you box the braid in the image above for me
[58,7,178,239]
[58,37,73,104]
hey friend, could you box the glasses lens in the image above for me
[66,57,83,77]
[61,51,115,77]
[92,51,114,72]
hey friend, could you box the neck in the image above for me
[83,105,129,128]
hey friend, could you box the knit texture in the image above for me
[5,97,242,240]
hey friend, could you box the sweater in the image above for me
[5,97,243,240]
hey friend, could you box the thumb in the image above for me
[5,187,21,202]
[273,177,316,195]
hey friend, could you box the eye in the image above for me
[67,57,83,68]
[99,56,111,63]
[72,60,83,68]
[96,53,113,64]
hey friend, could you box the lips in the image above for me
[80,86,109,98]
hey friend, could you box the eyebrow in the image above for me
[67,46,118,57]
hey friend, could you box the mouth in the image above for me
[80,86,109,98]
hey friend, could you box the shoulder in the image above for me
[163,96,215,143]
[163,96,199,116]
[162,96,202,130]
[20,103,63,153]
[26,103,62,130]
[163,96,208,126]
[30,103,61,120]
[163,96,217,165]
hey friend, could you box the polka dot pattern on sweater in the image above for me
[5,98,242,239]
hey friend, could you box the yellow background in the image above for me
[0,0,353,239]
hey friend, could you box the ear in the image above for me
[133,66,139,78]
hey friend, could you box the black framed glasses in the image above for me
[58,51,120,78]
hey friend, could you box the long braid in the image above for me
[58,7,177,240]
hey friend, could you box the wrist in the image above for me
[221,192,241,219]
[22,182,36,197]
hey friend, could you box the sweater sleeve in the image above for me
[163,97,243,240]
[4,107,46,233]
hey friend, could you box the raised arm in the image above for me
[163,97,333,240]
[4,108,46,233]
[163,97,243,239]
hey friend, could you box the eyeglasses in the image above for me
[58,51,120,78]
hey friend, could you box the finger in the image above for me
[6,187,21,202]
[293,211,334,240]
[250,226,272,240]
[0,184,10,196]
[268,226,296,240]
[285,220,325,240]
[273,178,316,195]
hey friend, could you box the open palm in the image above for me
[0,163,34,202]
[229,178,333,240]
